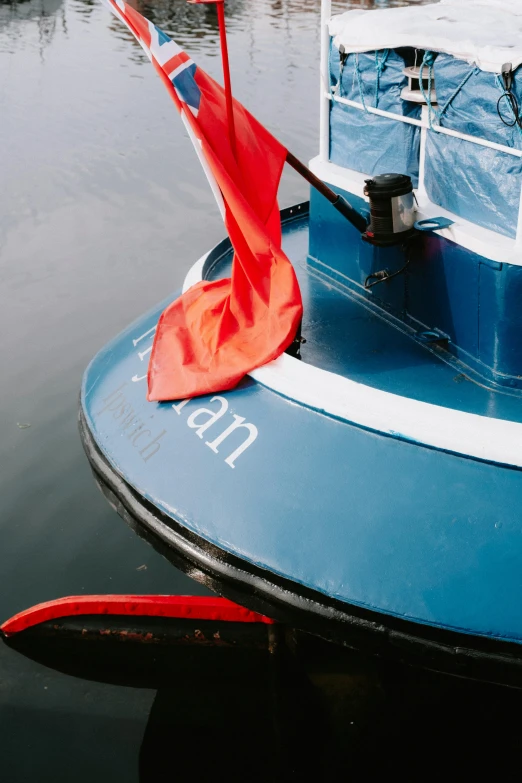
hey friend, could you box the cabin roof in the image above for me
[329,0,522,74]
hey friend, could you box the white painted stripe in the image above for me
[182,250,522,468]
[309,156,522,266]
[250,356,522,468]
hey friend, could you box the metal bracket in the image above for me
[416,329,449,345]
[414,217,455,232]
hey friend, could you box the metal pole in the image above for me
[286,151,367,233]
[188,0,237,159]
[319,0,332,161]
[216,0,237,159]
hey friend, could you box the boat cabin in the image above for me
[309,0,522,390]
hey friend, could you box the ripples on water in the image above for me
[6,1,522,781]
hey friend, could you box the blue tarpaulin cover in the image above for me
[425,53,522,238]
[329,45,421,186]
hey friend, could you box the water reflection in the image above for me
[5,619,522,782]
[0,0,64,52]
[0,0,433,59]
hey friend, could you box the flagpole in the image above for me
[215,0,237,160]
[188,0,367,233]
[189,0,237,160]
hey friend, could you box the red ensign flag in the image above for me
[104,0,303,401]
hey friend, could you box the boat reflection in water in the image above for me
[0,0,64,51]
[4,607,522,780]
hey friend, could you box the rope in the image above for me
[354,53,368,113]
[334,47,390,111]
[354,49,390,113]
[374,49,390,108]
[495,73,522,140]
[419,51,476,130]
[438,67,477,118]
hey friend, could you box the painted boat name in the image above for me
[97,384,258,468]
[96,325,258,468]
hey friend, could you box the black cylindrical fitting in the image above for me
[363,173,415,246]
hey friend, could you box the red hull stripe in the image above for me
[0,595,275,636]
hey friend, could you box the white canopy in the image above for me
[328,0,522,74]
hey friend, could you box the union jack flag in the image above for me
[108,0,199,114]
[102,0,303,401]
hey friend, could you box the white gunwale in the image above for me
[182,253,522,470]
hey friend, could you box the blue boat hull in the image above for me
[80,205,522,685]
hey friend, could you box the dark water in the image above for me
[2,0,522,779]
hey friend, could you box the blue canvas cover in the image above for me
[425,54,522,238]
[329,45,421,185]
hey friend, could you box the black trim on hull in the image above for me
[79,408,522,688]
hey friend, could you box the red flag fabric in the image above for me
[104,0,303,401]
